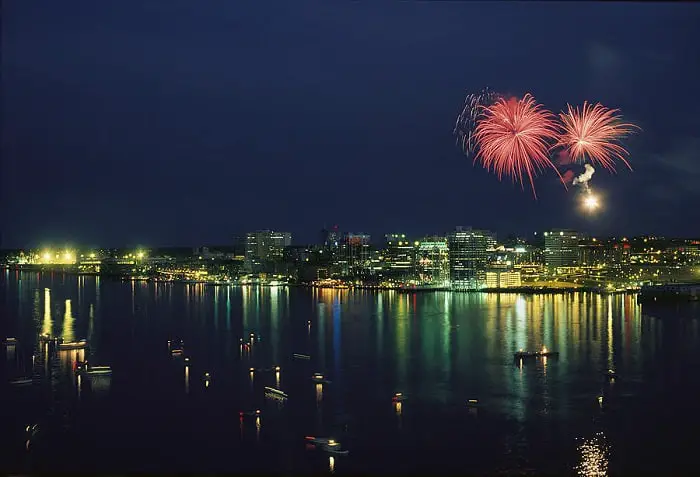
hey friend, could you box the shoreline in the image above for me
[3,265,640,296]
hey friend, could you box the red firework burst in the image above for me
[474,93,562,198]
[555,102,639,172]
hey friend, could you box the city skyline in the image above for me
[4,224,700,251]
[3,2,700,247]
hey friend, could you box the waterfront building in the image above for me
[382,234,416,281]
[415,237,450,287]
[544,229,582,270]
[447,226,496,290]
[245,230,292,273]
[340,233,371,276]
[485,270,522,288]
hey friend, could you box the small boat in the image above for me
[264,386,288,400]
[11,377,33,386]
[58,340,88,351]
[25,424,40,437]
[392,392,406,402]
[170,348,184,356]
[293,353,311,360]
[604,369,619,380]
[514,347,559,360]
[4,337,17,346]
[325,445,350,456]
[85,366,112,377]
[311,373,332,384]
[305,437,350,455]
[75,361,112,377]
[306,436,334,446]
[239,409,262,418]
[466,399,480,408]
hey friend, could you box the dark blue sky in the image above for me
[3,1,700,248]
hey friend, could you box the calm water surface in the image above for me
[3,270,700,475]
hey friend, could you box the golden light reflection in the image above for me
[255,416,261,442]
[59,347,85,376]
[184,366,190,394]
[575,432,609,477]
[395,400,403,430]
[275,369,281,388]
[62,299,74,342]
[42,288,52,337]
[329,456,335,473]
[315,383,323,404]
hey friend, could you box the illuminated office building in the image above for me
[340,233,371,276]
[415,237,450,286]
[544,229,582,269]
[245,230,292,272]
[383,233,415,280]
[447,226,496,290]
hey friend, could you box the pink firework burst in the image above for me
[474,93,562,198]
[556,102,639,172]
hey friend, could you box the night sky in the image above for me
[3,1,700,248]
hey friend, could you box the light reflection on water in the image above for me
[42,288,52,337]
[6,272,700,475]
[575,432,609,477]
[62,299,74,342]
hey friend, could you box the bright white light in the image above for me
[584,194,600,211]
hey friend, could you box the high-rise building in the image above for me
[340,233,371,276]
[447,226,496,290]
[245,230,292,273]
[415,237,450,286]
[232,235,246,259]
[383,234,415,281]
[321,225,340,250]
[544,229,582,269]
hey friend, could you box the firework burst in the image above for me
[556,102,639,172]
[453,88,499,156]
[474,93,562,198]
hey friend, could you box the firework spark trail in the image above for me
[556,101,639,172]
[474,93,563,198]
[453,88,499,156]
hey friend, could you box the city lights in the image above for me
[2,228,699,293]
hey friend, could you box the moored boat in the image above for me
[58,339,88,351]
[311,373,332,384]
[264,386,288,400]
[514,346,559,360]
